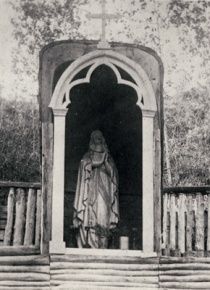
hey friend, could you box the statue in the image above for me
[73,130,119,248]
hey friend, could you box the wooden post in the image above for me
[170,193,176,251]
[162,193,168,252]
[166,211,170,254]
[207,192,210,252]
[35,189,42,246]
[24,188,36,245]
[142,112,156,253]
[186,194,193,252]
[13,188,26,246]
[164,124,172,185]
[50,109,67,253]
[178,193,185,254]
[3,187,15,246]
[41,122,53,255]
[196,192,204,256]
[153,123,161,255]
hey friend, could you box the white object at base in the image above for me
[120,236,129,250]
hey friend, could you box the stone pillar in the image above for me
[142,110,156,253]
[50,108,68,254]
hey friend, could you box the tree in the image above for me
[168,0,209,58]
[0,97,40,182]
[9,0,87,97]
[164,86,210,186]
[9,0,210,99]
[6,0,210,186]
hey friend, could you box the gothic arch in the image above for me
[49,50,157,113]
[49,49,157,255]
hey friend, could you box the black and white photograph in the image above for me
[0,0,210,289]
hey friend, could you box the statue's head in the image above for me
[91,130,104,145]
[89,130,107,152]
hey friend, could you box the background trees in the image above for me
[164,87,210,186]
[8,0,87,97]
[0,0,209,185]
[0,97,40,181]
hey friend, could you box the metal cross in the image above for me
[87,0,120,49]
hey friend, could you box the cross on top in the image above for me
[87,0,120,49]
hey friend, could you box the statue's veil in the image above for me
[89,130,108,153]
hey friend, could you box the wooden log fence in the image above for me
[2,181,210,260]
[0,181,41,254]
[162,187,210,257]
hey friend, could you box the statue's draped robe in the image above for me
[73,150,119,248]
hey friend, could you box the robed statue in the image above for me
[73,130,119,248]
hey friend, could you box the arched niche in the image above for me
[49,49,157,255]
[64,64,142,249]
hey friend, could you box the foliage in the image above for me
[167,1,210,56]
[94,224,111,238]
[9,0,87,95]
[0,97,40,182]
[108,0,160,50]
[1,87,209,186]
[164,87,210,186]
[8,0,210,92]
[3,0,210,186]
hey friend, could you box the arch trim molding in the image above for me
[49,49,157,113]
[49,49,157,255]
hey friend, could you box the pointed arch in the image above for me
[49,49,157,255]
[49,50,157,113]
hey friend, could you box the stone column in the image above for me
[50,108,68,254]
[142,110,156,253]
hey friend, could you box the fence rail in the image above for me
[162,187,210,257]
[0,182,41,254]
[1,182,210,257]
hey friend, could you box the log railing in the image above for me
[2,182,210,257]
[0,181,41,255]
[162,187,210,257]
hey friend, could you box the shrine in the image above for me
[38,1,163,256]
[1,2,210,289]
[48,49,161,254]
